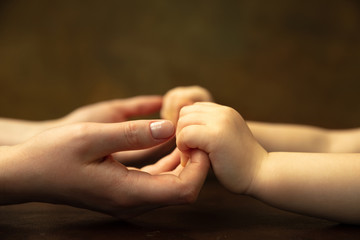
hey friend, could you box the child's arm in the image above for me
[251,151,360,224]
[176,102,360,224]
[248,121,360,153]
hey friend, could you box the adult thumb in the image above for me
[82,120,175,158]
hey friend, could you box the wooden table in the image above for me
[1,176,359,240]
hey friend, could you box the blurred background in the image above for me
[0,0,360,128]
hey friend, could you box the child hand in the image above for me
[176,102,268,194]
[161,86,213,124]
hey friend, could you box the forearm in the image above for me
[250,152,360,224]
[248,121,360,153]
[0,118,61,145]
[0,145,31,204]
[247,121,330,152]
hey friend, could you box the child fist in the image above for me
[176,102,268,194]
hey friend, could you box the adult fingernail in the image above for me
[150,120,175,139]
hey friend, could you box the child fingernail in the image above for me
[180,154,189,167]
[150,120,175,139]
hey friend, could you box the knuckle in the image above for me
[165,87,183,98]
[176,128,191,149]
[70,123,92,143]
[179,105,190,117]
[176,115,185,129]
[123,122,141,147]
[66,123,95,155]
[222,105,236,115]
[219,106,240,123]
[175,133,184,150]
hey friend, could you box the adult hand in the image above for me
[0,95,163,147]
[62,95,162,124]
[0,120,209,218]
[62,95,175,165]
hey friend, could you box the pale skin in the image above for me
[247,121,360,153]
[0,96,176,164]
[161,86,360,224]
[161,86,213,125]
[162,85,360,154]
[176,102,360,224]
[0,96,210,217]
[0,95,164,146]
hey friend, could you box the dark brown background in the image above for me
[1,0,360,128]
[1,1,360,239]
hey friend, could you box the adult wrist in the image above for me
[0,145,24,204]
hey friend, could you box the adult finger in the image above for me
[140,149,181,174]
[177,150,210,201]
[127,150,210,205]
[76,120,174,159]
[115,95,163,119]
[112,138,175,166]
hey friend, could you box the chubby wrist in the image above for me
[244,144,269,197]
